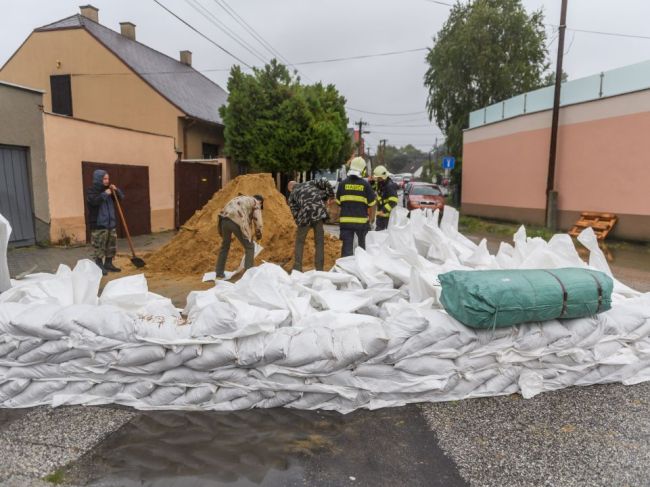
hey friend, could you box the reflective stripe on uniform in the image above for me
[367,199,377,207]
[339,194,368,204]
[340,216,369,224]
[387,196,399,203]
[384,203,393,212]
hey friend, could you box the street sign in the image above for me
[442,156,455,170]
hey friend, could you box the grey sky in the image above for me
[2,0,650,154]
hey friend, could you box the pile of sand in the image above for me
[146,173,342,275]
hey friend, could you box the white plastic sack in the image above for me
[0,213,11,293]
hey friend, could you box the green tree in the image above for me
[219,60,351,174]
[543,70,569,87]
[424,0,549,159]
[382,144,429,176]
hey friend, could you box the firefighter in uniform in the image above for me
[371,165,399,231]
[336,157,376,257]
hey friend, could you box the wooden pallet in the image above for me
[568,212,617,240]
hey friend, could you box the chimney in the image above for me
[120,22,136,41]
[79,5,99,23]
[180,50,192,66]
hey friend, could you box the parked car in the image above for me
[404,183,445,211]
[402,181,419,205]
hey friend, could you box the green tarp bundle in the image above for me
[439,268,613,329]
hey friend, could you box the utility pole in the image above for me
[546,0,568,230]
[356,119,368,156]
[379,139,387,164]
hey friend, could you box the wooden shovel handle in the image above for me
[112,191,137,257]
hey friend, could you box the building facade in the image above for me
[463,60,650,241]
[0,81,47,245]
[0,5,231,244]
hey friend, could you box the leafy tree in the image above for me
[382,144,429,176]
[543,70,569,87]
[424,0,549,159]
[219,60,351,174]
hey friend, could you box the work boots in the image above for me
[94,258,108,276]
[104,258,121,273]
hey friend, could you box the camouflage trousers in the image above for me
[91,229,117,259]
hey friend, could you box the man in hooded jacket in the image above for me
[86,169,124,275]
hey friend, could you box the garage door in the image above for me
[0,145,35,246]
[82,162,151,242]
[176,161,222,226]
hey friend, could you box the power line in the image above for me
[422,0,454,6]
[184,0,270,65]
[369,123,439,128]
[211,0,295,69]
[545,24,650,41]
[151,0,252,68]
[348,107,428,116]
[292,47,428,66]
[371,131,445,137]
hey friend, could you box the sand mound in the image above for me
[146,173,341,275]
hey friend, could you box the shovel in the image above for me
[112,190,146,268]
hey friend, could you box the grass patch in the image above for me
[43,468,66,484]
[459,215,555,240]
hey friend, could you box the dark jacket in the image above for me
[86,170,124,230]
[375,177,399,216]
[288,179,335,226]
[335,175,376,228]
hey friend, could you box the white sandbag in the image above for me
[0,379,30,402]
[116,345,166,366]
[184,342,237,370]
[8,304,64,339]
[0,264,74,306]
[190,299,289,338]
[0,214,11,293]
[72,259,102,305]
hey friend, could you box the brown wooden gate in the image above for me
[176,161,222,227]
[82,161,151,242]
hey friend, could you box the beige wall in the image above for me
[462,90,650,241]
[43,113,176,243]
[183,119,225,159]
[0,83,49,241]
[1,29,184,151]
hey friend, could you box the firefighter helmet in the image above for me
[373,165,389,180]
[348,157,367,177]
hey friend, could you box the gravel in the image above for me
[0,406,136,482]
[420,383,650,487]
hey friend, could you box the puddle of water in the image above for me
[62,408,343,487]
[60,406,466,487]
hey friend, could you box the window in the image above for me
[202,143,219,159]
[411,185,442,196]
[50,75,72,116]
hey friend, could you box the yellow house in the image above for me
[0,5,231,243]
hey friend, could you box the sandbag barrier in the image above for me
[0,207,648,413]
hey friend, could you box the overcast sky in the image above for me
[3,0,650,153]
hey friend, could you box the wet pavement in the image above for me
[56,406,465,487]
[3,226,650,486]
[6,231,175,277]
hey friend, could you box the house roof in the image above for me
[0,80,45,94]
[35,14,228,125]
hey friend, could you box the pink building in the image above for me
[462,61,650,241]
